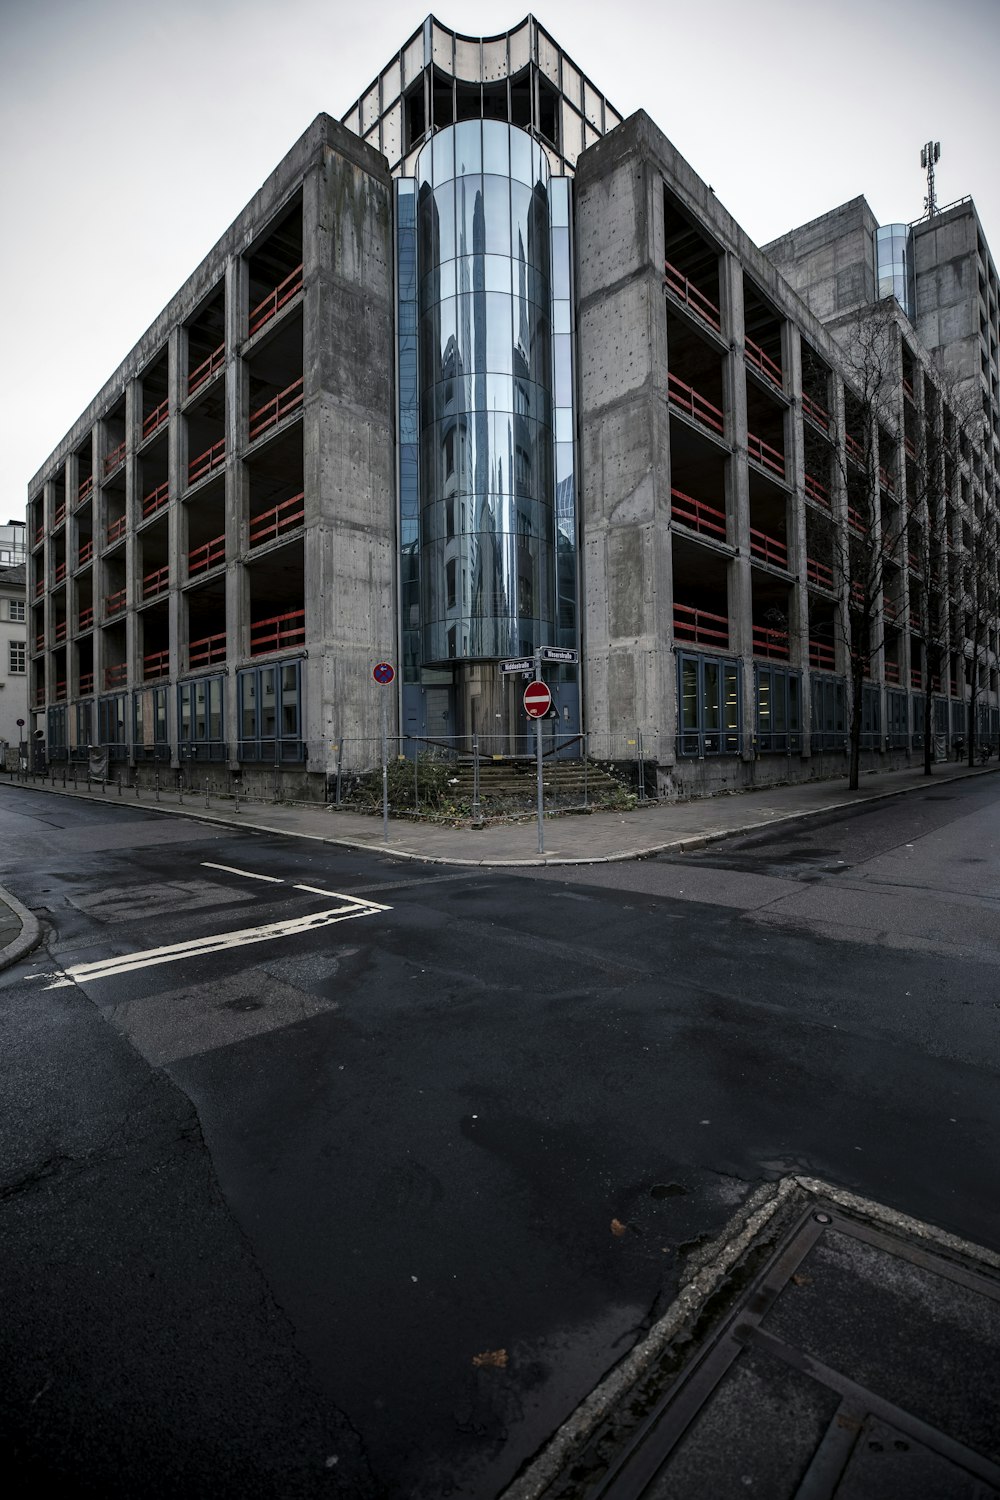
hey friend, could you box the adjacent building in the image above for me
[26,14,1000,798]
[1,553,27,767]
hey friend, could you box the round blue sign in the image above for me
[373,661,395,685]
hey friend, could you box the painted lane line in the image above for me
[293,883,392,908]
[44,900,390,988]
[201,862,284,883]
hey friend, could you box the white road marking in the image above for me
[293,883,392,908]
[44,898,390,987]
[201,862,284,883]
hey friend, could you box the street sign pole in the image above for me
[381,689,389,844]
[534,650,544,855]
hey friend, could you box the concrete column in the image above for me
[224,253,246,767]
[167,323,184,762]
[125,379,141,715]
[720,252,754,755]
[786,325,812,755]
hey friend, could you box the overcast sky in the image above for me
[3,0,998,515]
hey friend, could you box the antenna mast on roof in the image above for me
[921,140,941,216]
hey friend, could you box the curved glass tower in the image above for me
[417,120,554,663]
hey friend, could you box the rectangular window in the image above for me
[676,653,741,757]
[886,688,908,747]
[132,687,169,760]
[861,684,882,749]
[47,705,67,754]
[238,660,303,762]
[98,694,128,758]
[177,675,225,760]
[8,599,26,622]
[9,640,25,674]
[811,675,846,751]
[756,666,803,752]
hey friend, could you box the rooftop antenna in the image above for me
[921,140,941,216]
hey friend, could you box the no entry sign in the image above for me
[523,681,552,719]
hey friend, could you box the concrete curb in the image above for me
[2,764,995,868]
[0,883,44,973]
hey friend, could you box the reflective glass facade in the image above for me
[876,223,915,320]
[414,120,556,663]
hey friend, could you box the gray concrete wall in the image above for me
[763,198,878,323]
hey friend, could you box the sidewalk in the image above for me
[1,759,997,971]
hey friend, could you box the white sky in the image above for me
[3,0,998,515]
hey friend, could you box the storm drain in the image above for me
[507,1183,1000,1500]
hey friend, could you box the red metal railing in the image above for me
[142,398,169,440]
[249,492,306,547]
[188,438,225,485]
[879,465,895,493]
[669,487,726,540]
[931,674,941,692]
[106,514,126,546]
[744,335,782,388]
[55,620,67,643]
[105,588,127,617]
[54,561,66,584]
[902,376,914,402]
[847,504,868,536]
[79,671,94,695]
[904,435,917,460]
[54,502,66,527]
[34,576,44,597]
[884,660,900,684]
[845,433,864,465]
[35,631,44,652]
[809,639,835,671]
[747,430,785,478]
[672,602,729,649]
[104,663,128,688]
[33,689,45,709]
[752,624,789,660]
[143,649,170,681]
[949,678,957,697]
[187,533,225,576]
[143,565,170,599]
[249,377,304,442]
[78,606,94,632]
[55,679,67,702]
[662,259,721,332]
[77,540,93,567]
[909,610,923,632]
[249,263,304,337]
[188,632,227,668]
[806,556,834,589]
[104,439,126,477]
[250,608,306,655]
[749,527,787,568]
[882,596,899,620]
[33,525,43,546]
[851,582,866,609]
[142,482,169,519]
[188,342,224,396]
[804,471,830,508]
[667,373,724,434]
[801,392,830,431]
[910,667,922,689]
[908,550,920,572]
[78,475,94,504]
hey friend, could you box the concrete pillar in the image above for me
[167,323,184,762]
[224,253,245,767]
[124,378,141,719]
[720,253,754,755]
[786,325,812,755]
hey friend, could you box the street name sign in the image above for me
[500,658,533,674]
[539,646,579,664]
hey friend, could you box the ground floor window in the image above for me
[886,688,908,747]
[133,686,169,761]
[811,675,845,750]
[98,693,129,761]
[756,665,802,753]
[47,705,67,758]
[677,652,740,757]
[860,683,881,749]
[238,659,304,762]
[178,675,225,761]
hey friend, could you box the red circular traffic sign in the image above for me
[523,681,552,719]
[373,661,395,685]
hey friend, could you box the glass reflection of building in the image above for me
[876,223,915,321]
[345,16,619,750]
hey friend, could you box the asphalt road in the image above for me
[1,777,998,1497]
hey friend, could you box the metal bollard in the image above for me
[205,780,210,809]
[135,774,140,799]
[234,780,240,813]
[155,772,160,803]
[102,776,106,795]
[178,776,183,804]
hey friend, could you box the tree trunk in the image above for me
[848,668,863,791]
[923,688,933,775]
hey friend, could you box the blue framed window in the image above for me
[178,675,225,761]
[886,688,908,747]
[677,652,741,756]
[860,683,881,749]
[47,705,68,759]
[238,659,304,762]
[133,686,170,762]
[811,675,846,751]
[756,665,802,752]
[98,693,129,761]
